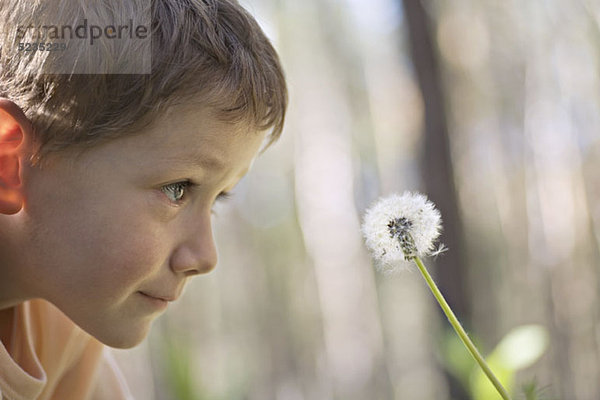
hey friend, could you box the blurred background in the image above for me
[114,0,600,399]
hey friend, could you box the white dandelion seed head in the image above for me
[361,191,443,273]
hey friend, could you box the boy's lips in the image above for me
[139,291,179,302]
[138,291,171,311]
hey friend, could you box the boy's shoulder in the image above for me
[0,299,111,400]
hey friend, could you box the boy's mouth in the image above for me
[138,291,179,302]
[138,292,176,310]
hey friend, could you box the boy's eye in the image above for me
[160,181,233,211]
[211,191,233,215]
[161,181,190,203]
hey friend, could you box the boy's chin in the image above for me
[91,321,152,349]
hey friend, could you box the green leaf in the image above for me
[493,325,549,370]
[470,325,549,400]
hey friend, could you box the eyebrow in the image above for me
[173,152,225,170]
[196,155,225,170]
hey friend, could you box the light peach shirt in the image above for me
[0,299,134,400]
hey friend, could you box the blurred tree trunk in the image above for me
[400,0,470,398]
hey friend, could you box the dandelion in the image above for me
[361,191,513,400]
[362,192,443,272]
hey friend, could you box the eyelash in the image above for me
[160,180,232,212]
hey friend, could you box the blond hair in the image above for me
[0,0,287,162]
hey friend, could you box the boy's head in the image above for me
[0,0,286,348]
[0,0,286,162]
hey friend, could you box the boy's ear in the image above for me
[0,99,31,215]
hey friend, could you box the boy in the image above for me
[0,0,287,398]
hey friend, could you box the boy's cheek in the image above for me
[81,217,167,278]
[101,234,166,283]
[27,203,169,299]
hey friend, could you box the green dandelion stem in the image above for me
[413,256,512,400]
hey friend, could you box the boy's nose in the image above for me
[170,217,218,276]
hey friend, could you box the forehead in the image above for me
[57,102,266,178]
[142,103,252,156]
[110,102,265,171]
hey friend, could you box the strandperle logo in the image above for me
[16,19,149,46]
[6,14,151,74]
[3,0,152,74]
